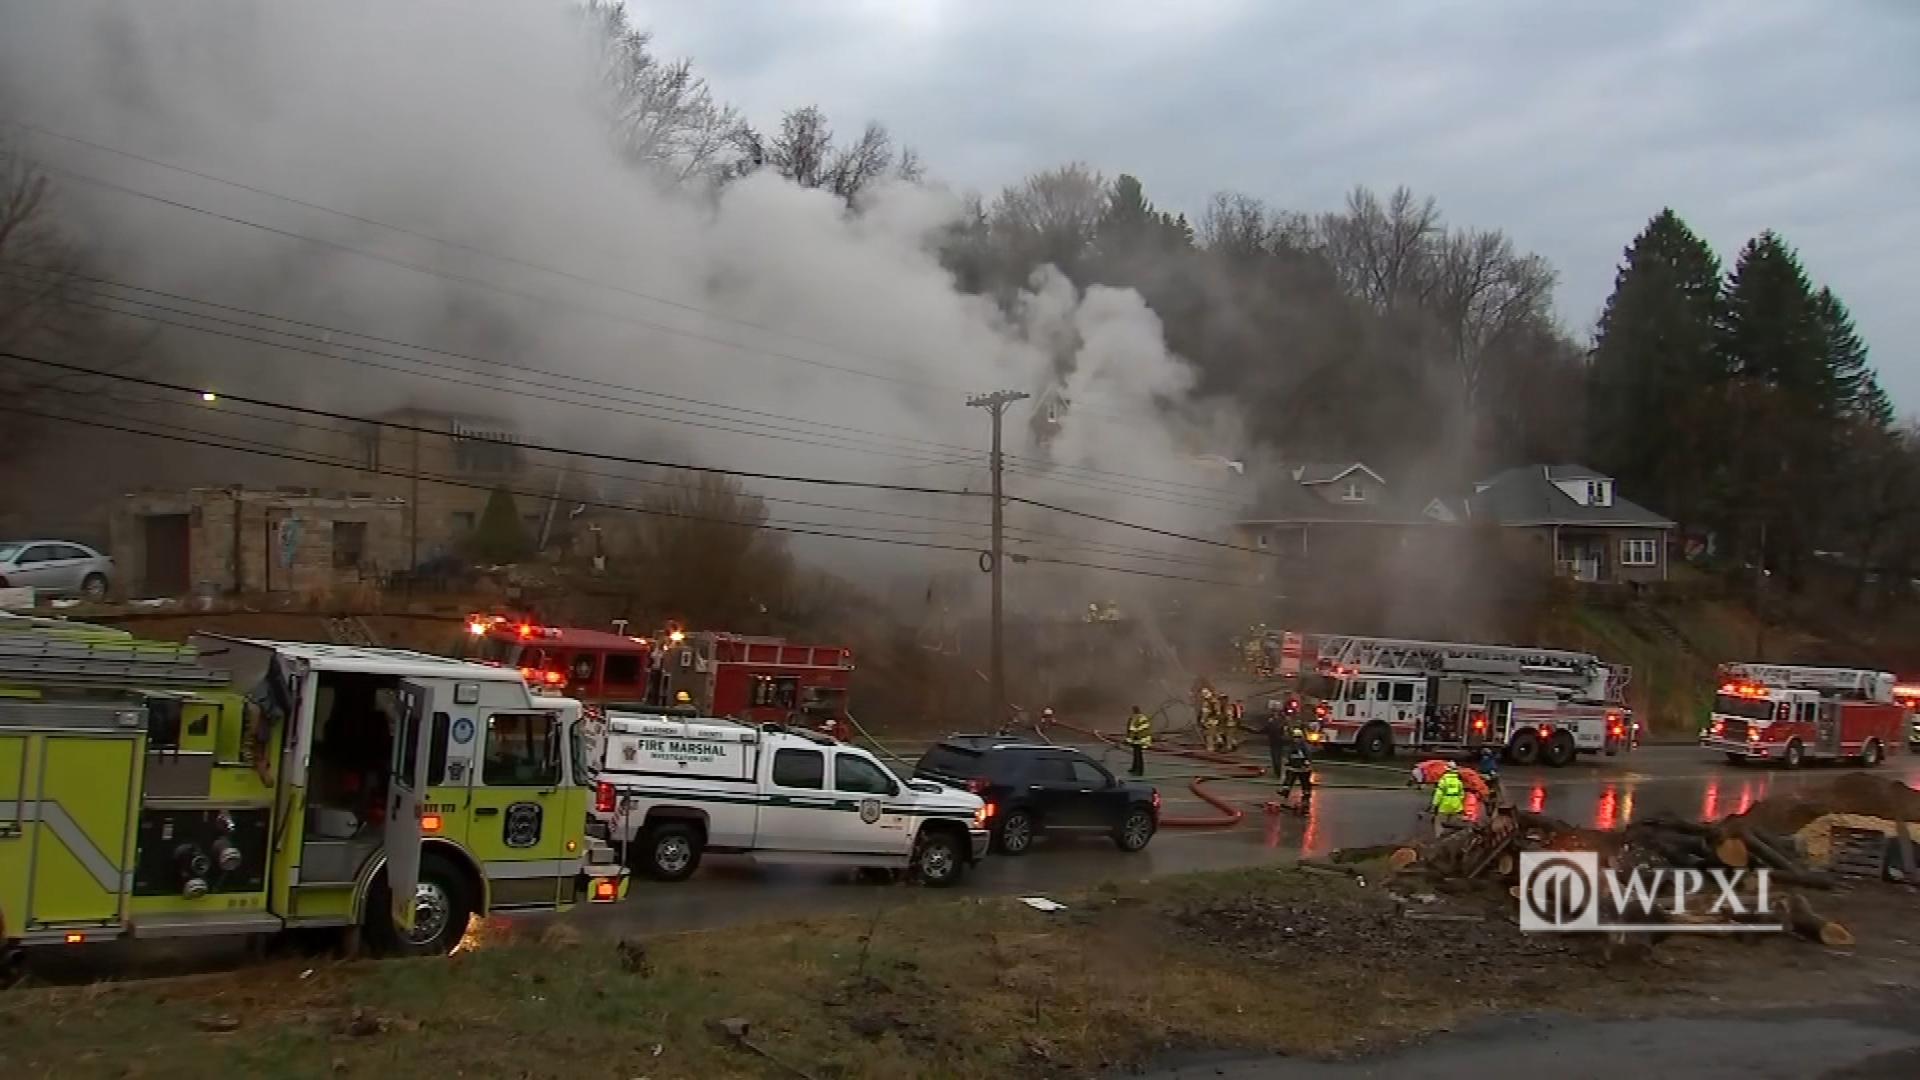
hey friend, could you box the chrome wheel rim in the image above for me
[656,835,692,874]
[1123,814,1152,848]
[1002,815,1031,851]
[406,881,450,946]
[920,842,955,881]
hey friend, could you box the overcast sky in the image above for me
[638,0,1919,408]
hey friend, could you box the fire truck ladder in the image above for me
[1315,635,1597,675]
[1315,634,1632,702]
[1722,663,1887,696]
[0,634,231,690]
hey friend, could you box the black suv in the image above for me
[912,736,1158,855]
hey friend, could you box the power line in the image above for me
[0,260,1248,510]
[20,121,1162,428]
[4,401,1258,588]
[19,132,1254,501]
[45,381,1227,569]
[1,347,1274,559]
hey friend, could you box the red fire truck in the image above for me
[1283,634,1635,766]
[463,615,854,734]
[1701,662,1906,768]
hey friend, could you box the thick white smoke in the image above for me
[0,0,1248,612]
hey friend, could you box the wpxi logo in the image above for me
[1518,851,1784,933]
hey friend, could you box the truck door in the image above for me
[383,680,436,936]
[829,750,907,856]
[1815,701,1841,757]
[471,708,572,908]
[759,744,834,854]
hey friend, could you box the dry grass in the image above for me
[0,866,1873,1080]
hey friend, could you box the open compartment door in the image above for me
[383,679,435,935]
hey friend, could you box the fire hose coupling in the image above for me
[212,836,244,872]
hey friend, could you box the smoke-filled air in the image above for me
[0,0,1246,627]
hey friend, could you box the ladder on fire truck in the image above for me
[1721,663,1891,702]
[0,617,230,690]
[1312,634,1631,702]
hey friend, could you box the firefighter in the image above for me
[1197,686,1222,752]
[1278,721,1314,813]
[1223,698,1244,752]
[1125,705,1152,777]
[1264,697,1295,777]
[1476,745,1502,807]
[1430,760,1467,837]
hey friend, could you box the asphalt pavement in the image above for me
[561,742,1920,939]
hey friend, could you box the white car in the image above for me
[0,541,114,600]
[586,712,990,886]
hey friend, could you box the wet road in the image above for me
[562,742,1920,939]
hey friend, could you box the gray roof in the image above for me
[1238,474,1461,527]
[1294,463,1383,485]
[1472,466,1674,528]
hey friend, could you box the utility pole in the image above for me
[967,390,1029,724]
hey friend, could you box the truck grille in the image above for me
[1719,718,1747,741]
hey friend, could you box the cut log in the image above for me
[1735,827,1835,889]
[1389,847,1420,871]
[1778,892,1853,947]
[1495,853,1516,878]
[1713,833,1749,869]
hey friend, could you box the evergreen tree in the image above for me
[1813,286,1892,429]
[469,486,534,564]
[1718,232,1838,582]
[1587,209,1724,530]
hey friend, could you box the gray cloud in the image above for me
[639,0,1920,405]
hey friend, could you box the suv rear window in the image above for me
[915,743,986,781]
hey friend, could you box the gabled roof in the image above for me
[1237,473,1455,527]
[1294,463,1385,486]
[1472,466,1674,528]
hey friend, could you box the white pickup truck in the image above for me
[585,712,990,886]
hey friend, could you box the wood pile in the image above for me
[1378,806,1856,950]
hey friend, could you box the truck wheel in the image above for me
[1542,731,1577,768]
[912,829,965,888]
[642,823,704,882]
[993,809,1035,855]
[1783,740,1805,769]
[1114,807,1155,853]
[1357,725,1393,762]
[1858,739,1884,767]
[1506,730,1540,767]
[367,852,472,957]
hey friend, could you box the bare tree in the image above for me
[1198,191,1274,260]
[621,473,793,628]
[583,3,755,185]
[1314,185,1443,313]
[744,106,914,204]
[1429,227,1557,409]
[987,163,1109,274]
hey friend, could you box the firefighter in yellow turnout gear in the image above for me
[1126,705,1152,777]
[1197,686,1223,752]
[1430,760,1467,837]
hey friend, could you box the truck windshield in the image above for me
[1298,673,1341,701]
[1713,694,1776,722]
[570,720,592,783]
[476,636,521,666]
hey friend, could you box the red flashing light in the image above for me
[421,813,443,833]
[595,782,616,814]
[592,878,618,903]
[518,623,534,637]
[543,670,565,685]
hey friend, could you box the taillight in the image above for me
[1150,789,1161,810]
[594,781,616,814]
[965,777,988,794]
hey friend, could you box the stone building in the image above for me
[111,488,407,600]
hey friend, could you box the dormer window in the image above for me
[1586,480,1612,507]
[1342,482,1365,502]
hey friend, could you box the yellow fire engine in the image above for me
[0,615,626,967]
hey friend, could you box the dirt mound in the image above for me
[1727,773,1920,836]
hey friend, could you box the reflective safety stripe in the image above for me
[482,859,569,880]
[1,801,125,892]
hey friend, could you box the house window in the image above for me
[1620,537,1658,566]
[332,521,368,569]
[1342,482,1365,502]
[1586,480,1612,507]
